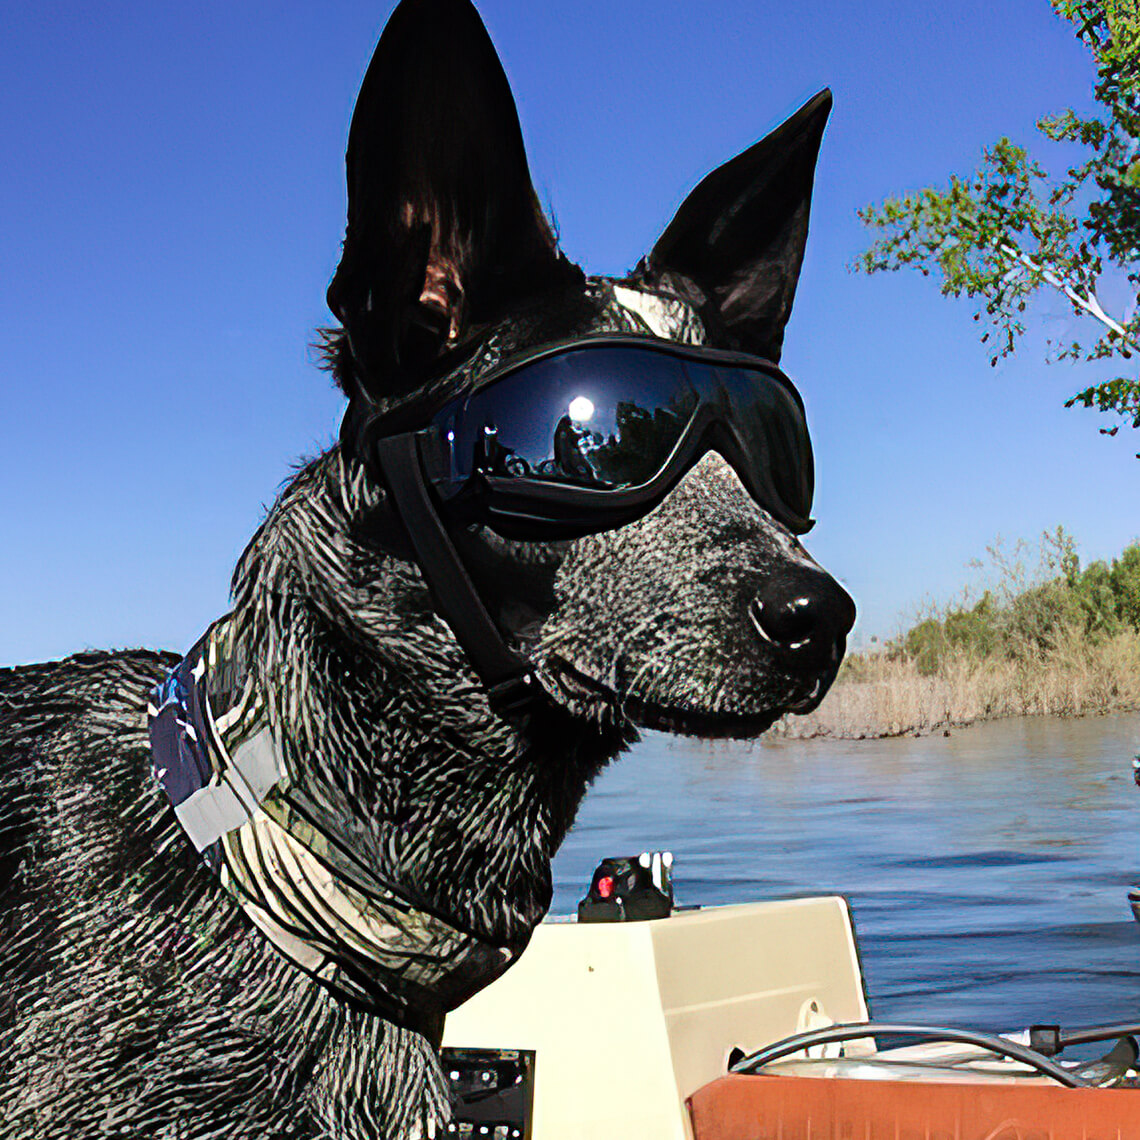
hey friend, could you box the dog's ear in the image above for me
[634,90,832,363]
[327,0,580,397]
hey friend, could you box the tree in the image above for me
[856,1,1140,447]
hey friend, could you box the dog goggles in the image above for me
[343,335,817,715]
[352,335,814,541]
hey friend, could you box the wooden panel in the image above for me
[688,1073,1140,1140]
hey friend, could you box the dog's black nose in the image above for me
[749,566,856,668]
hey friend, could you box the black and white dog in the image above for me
[0,2,854,1137]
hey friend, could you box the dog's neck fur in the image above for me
[223,446,628,948]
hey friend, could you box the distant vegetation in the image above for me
[777,528,1140,738]
[875,528,1140,676]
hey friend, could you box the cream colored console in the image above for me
[443,896,870,1139]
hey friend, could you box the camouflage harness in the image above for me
[147,618,517,1036]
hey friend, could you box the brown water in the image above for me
[551,713,1140,1035]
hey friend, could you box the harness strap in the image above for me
[147,626,521,1036]
[373,433,543,719]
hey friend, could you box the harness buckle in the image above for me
[485,672,541,718]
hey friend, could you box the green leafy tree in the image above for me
[888,529,1140,675]
[1074,558,1123,634]
[1111,541,1140,624]
[857,1,1140,445]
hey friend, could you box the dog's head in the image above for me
[324,0,854,741]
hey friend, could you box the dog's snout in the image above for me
[749,566,856,666]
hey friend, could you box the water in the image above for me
[550,713,1140,1037]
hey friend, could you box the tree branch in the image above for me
[998,241,1137,347]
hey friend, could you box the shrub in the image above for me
[1074,559,1122,637]
[883,531,1140,675]
[1111,543,1140,630]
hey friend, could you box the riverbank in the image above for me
[773,628,1140,739]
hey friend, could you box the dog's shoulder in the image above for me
[1,649,176,746]
[0,650,177,872]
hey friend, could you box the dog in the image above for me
[0,1,854,1137]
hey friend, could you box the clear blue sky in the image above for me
[3,0,1138,666]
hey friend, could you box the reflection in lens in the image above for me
[588,395,694,487]
[568,396,594,422]
[553,415,603,484]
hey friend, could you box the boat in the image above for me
[1131,757,1140,922]
[440,855,1140,1139]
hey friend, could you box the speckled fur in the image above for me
[0,282,843,1140]
[0,7,849,1135]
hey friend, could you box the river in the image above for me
[550,712,1140,1037]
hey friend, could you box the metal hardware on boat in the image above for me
[729,1023,1091,1087]
[577,851,674,922]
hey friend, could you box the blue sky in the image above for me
[3,0,1138,666]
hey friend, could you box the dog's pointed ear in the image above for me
[635,90,832,363]
[327,0,580,396]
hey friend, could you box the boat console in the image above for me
[441,855,1140,1139]
[443,886,870,1138]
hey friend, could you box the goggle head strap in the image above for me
[372,433,545,721]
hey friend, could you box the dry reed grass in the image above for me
[774,627,1140,739]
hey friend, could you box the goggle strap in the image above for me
[373,433,544,720]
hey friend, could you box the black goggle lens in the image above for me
[436,348,695,490]
[429,342,813,530]
[721,369,814,527]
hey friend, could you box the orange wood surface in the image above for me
[687,1073,1140,1140]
